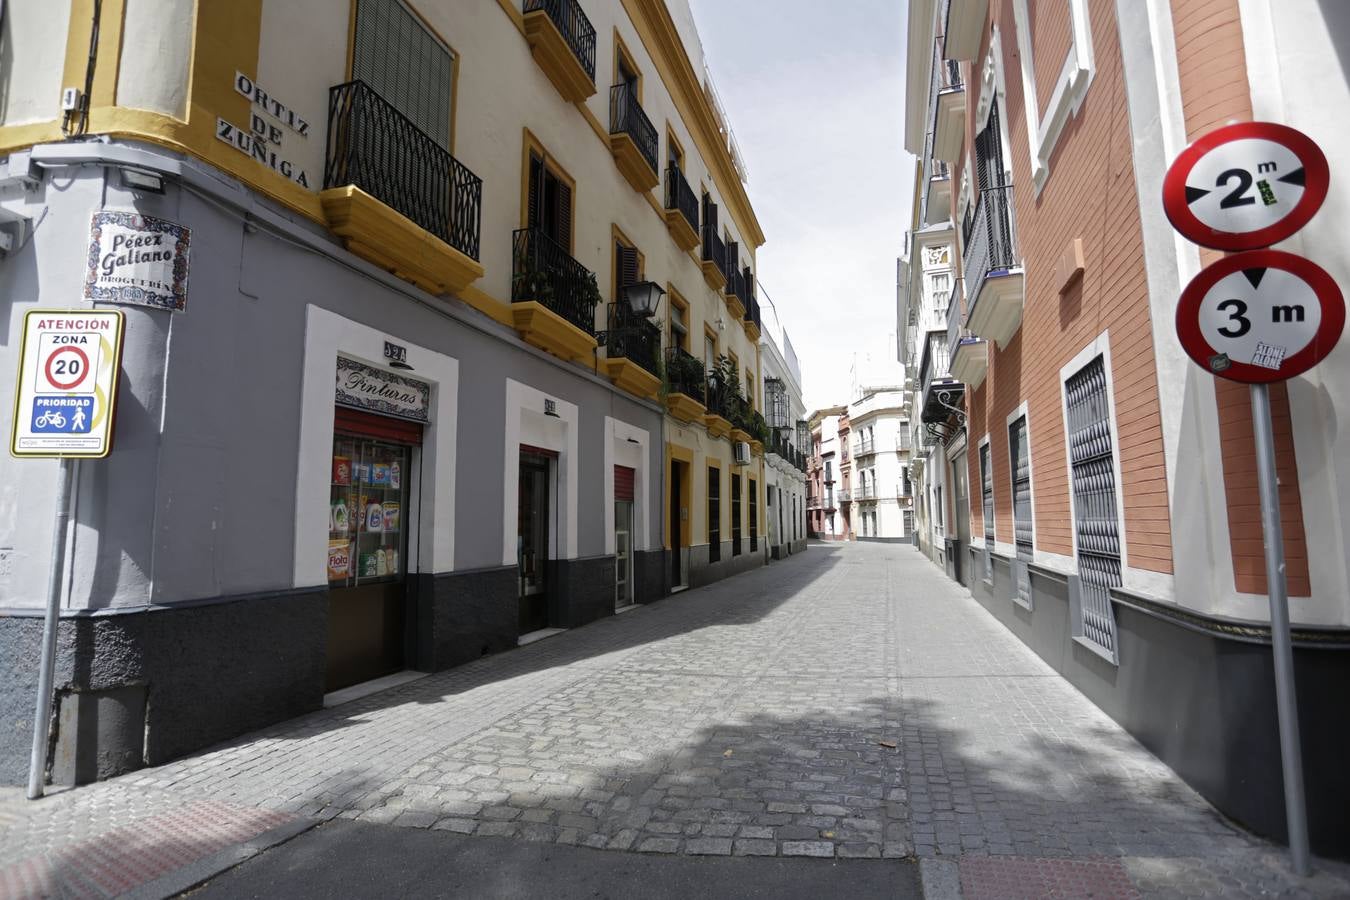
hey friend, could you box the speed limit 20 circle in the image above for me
[1175,250,1344,384]
[1162,121,1329,251]
[44,345,91,391]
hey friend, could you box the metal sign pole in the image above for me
[1250,383,1311,875]
[26,455,74,800]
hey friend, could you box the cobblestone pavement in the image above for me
[3,541,1348,898]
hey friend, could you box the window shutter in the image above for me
[614,465,635,502]
[555,179,572,251]
[617,245,639,292]
[352,0,453,148]
[528,153,542,229]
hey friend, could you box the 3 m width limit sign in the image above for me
[10,310,125,458]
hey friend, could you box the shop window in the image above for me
[329,435,411,587]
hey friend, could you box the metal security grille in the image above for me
[980,443,994,580]
[352,0,454,149]
[1009,415,1033,606]
[708,467,721,563]
[1065,357,1122,654]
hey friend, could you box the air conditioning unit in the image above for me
[733,441,751,466]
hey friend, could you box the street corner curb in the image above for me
[919,857,962,900]
[120,816,322,900]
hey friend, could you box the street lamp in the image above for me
[623,280,664,318]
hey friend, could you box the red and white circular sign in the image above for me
[1175,250,1344,383]
[1162,122,1329,251]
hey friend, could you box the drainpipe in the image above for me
[27,457,75,799]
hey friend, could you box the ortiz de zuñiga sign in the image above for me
[10,310,125,458]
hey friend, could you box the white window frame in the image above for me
[1011,0,1096,194]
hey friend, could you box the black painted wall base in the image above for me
[0,589,326,787]
[687,541,767,588]
[960,550,1350,860]
[548,555,617,629]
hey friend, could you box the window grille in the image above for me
[1065,357,1121,655]
[1009,415,1033,606]
[749,479,758,551]
[980,442,994,580]
[707,467,721,563]
[352,0,454,149]
[731,474,743,556]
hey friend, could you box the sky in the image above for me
[690,0,914,412]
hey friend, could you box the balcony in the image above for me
[723,242,745,319]
[944,0,990,61]
[896,432,913,452]
[962,184,1024,347]
[701,227,727,292]
[856,437,875,457]
[511,227,600,363]
[838,488,852,502]
[924,141,951,226]
[663,164,700,251]
[743,274,761,341]
[601,303,662,401]
[703,372,735,439]
[321,80,484,295]
[931,41,965,163]
[949,282,988,388]
[664,346,707,423]
[857,484,877,501]
[919,333,964,425]
[609,83,659,192]
[523,0,597,103]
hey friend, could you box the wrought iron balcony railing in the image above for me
[856,438,875,456]
[961,184,1018,320]
[704,372,736,421]
[665,346,706,401]
[511,227,598,335]
[604,303,661,377]
[724,240,740,290]
[325,80,483,260]
[609,83,658,175]
[524,0,597,82]
[665,163,698,232]
[702,227,726,274]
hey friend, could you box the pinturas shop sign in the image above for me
[215,71,312,188]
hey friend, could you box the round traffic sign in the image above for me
[1176,250,1344,383]
[44,345,91,391]
[1162,122,1329,250]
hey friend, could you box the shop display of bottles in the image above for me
[328,437,408,586]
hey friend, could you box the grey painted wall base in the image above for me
[633,550,669,604]
[960,552,1350,860]
[685,541,768,589]
[418,567,519,671]
[857,536,908,544]
[769,538,809,560]
[549,556,617,629]
[0,589,326,787]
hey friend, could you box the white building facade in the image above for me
[759,301,808,559]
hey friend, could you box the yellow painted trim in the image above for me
[511,300,598,363]
[609,132,660,193]
[523,8,598,104]
[0,121,65,152]
[665,442,696,550]
[521,128,578,253]
[617,0,765,248]
[665,391,705,424]
[665,121,684,169]
[495,0,526,31]
[320,185,485,294]
[666,284,690,352]
[459,285,515,327]
[603,357,661,401]
[612,28,643,104]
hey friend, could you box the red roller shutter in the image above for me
[335,406,424,444]
[614,465,635,501]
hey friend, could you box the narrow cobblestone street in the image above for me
[2,541,1347,898]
